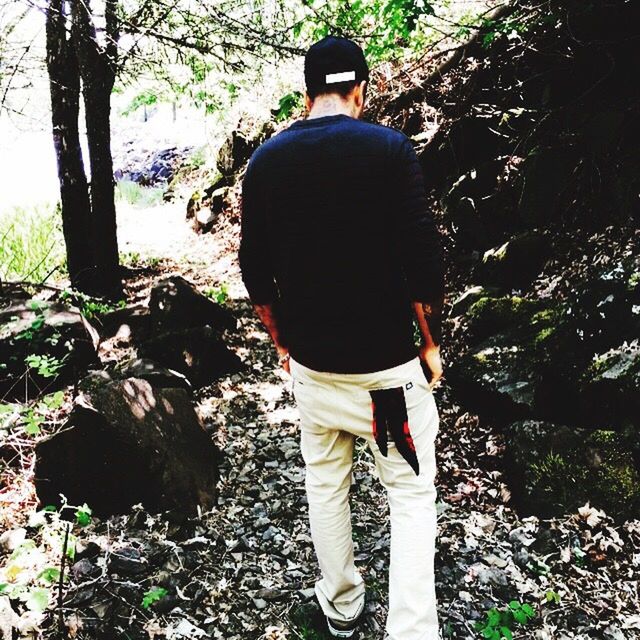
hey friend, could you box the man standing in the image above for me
[239,35,444,640]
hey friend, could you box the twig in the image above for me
[57,521,70,638]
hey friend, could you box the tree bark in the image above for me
[71,0,123,300]
[45,0,95,294]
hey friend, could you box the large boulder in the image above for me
[475,231,551,290]
[148,275,236,334]
[0,298,99,399]
[138,326,242,389]
[35,373,218,516]
[216,120,274,180]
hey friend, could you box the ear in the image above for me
[356,80,367,106]
[355,80,367,112]
[304,91,313,112]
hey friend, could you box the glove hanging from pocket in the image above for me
[369,387,420,476]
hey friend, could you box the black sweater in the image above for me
[239,112,444,373]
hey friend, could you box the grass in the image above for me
[115,180,165,208]
[0,201,66,283]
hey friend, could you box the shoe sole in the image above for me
[326,617,357,638]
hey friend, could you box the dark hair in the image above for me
[306,79,365,101]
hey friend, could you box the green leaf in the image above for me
[500,627,513,640]
[75,504,92,527]
[521,603,535,617]
[42,390,64,409]
[513,609,528,625]
[25,587,49,612]
[142,586,168,609]
[38,567,61,583]
[487,608,501,625]
[0,584,8,594]
[508,601,521,611]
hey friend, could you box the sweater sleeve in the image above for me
[238,152,279,305]
[390,135,445,302]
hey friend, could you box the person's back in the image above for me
[239,35,445,640]
[241,112,440,372]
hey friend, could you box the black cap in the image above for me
[304,35,369,96]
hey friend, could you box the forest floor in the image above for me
[2,199,639,640]
[111,201,640,638]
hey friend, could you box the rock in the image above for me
[0,528,26,552]
[216,120,273,179]
[96,303,151,343]
[580,339,640,429]
[139,326,242,388]
[113,358,192,393]
[504,420,640,520]
[148,275,236,334]
[108,547,148,576]
[0,298,99,399]
[71,558,101,582]
[476,231,551,290]
[450,286,499,318]
[195,206,216,234]
[419,117,507,192]
[210,186,230,216]
[0,596,20,639]
[114,145,193,187]
[186,191,201,220]
[35,376,219,516]
[440,159,512,250]
[517,147,576,226]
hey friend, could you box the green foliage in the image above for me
[272,91,303,122]
[120,250,142,267]
[115,180,165,208]
[475,601,536,639]
[480,14,530,49]
[545,589,561,605]
[466,295,542,340]
[185,145,208,170]
[1,500,89,616]
[525,429,640,520]
[59,287,126,320]
[204,283,229,304]
[299,0,437,64]
[75,504,92,527]
[25,354,66,378]
[121,90,159,117]
[142,586,168,609]
[0,391,65,436]
[0,201,65,282]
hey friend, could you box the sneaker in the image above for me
[325,600,364,639]
[325,614,361,638]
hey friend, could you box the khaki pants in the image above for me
[289,355,440,640]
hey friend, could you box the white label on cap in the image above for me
[325,70,356,84]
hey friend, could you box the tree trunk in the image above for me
[83,81,122,299]
[45,0,95,294]
[71,0,123,300]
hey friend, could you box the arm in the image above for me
[391,136,446,387]
[238,153,290,372]
[252,303,290,372]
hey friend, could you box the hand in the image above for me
[419,343,443,391]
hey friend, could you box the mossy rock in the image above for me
[504,420,640,521]
[466,295,545,342]
[449,285,500,318]
[476,231,551,290]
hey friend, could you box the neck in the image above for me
[308,95,357,119]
